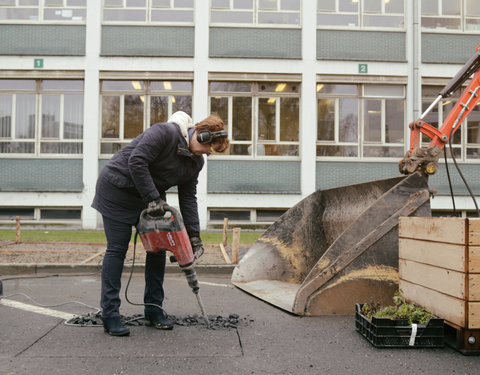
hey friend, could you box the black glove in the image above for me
[146,198,167,215]
[189,236,204,260]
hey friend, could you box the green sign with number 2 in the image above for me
[358,64,368,74]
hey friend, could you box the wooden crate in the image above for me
[398,217,480,330]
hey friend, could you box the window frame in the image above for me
[0,206,82,223]
[99,79,193,157]
[208,80,301,160]
[210,0,302,28]
[421,0,480,33]
[316,82,406,161]
[208,207,287,225]
[316,0,406,31]
[0,0,87,24]
[0,79,84,158]
[421,83,480,162]
[102,0,195,25]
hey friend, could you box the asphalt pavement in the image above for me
[1,270,480,375]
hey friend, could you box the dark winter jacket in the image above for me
[100,121,204,234]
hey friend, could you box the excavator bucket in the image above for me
[231,172,431,315]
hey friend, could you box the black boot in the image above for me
[144,310,174,330]
[101,316,130,336]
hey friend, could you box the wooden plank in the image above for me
[470,246,480,273]
[468,218,480,245]
[399,238,465,272]
[222,218,229,246]
[399,259,465,299]
[468,302,480,329]
[16,216,21,244]
[469,275,480,301]
[400,279,466,328]
[399,217,465,244]
[232,227,240,264]
[218,243,232,264]
[81,249,106,264]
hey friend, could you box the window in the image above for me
[210,210,251,221]
[40,208,81,220]
[317,0,405,29]
[256,209,286,221]
[0,207,81,221]
[209,208,287,224]
[210,0,301,27]
[0,79,84,156]
[422,0,480,32]
[421,0,461,30]
[467,101,480,159]
[100,79,192,155]
[317,83,405,158]
[0,207,34,220]
[421,85,480,160]
[103,0,194,24]
[209,81,300,157]
[466,0,480,31]
[0,0,86,22]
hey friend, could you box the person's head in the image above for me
[189,113,229,156]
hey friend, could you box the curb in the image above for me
[0,263,236,276]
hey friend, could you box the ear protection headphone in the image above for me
[196,130,228,144]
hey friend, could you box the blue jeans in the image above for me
[101,215,166,318]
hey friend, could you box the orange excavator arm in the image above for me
[399,45,480,175]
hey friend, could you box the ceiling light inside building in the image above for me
[131,81,142,90]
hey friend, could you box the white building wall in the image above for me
[300,0,318,199]
[193,3,210,230]
[82,0,102,229]
[1,2,479,229]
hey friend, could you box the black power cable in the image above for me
[447,127,480,217]
[124,230,167,314]
[443,146,457,216]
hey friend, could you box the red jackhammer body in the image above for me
[136,206,199,294]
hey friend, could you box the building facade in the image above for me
[0,0,479,229]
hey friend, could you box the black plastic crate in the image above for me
[355,303,444,348]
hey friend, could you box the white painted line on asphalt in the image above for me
[0,298,76,320]
[199,281,233,288]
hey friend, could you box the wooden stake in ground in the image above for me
[219,243,232,264]
[232,227,241,264]
[15,216,20,244]
[222,218,229,246]
[81,249,107,264]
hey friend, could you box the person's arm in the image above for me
[178,177,200,235]
[178,178,204,258]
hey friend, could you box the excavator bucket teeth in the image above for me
[231,172,431,315]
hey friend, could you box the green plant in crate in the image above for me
[361,291,434,325]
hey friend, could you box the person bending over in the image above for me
[92,111,228,336]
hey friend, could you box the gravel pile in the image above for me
[66,312,253,330]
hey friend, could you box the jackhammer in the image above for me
[136,205,209,325]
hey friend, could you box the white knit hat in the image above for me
[168,111,194,142]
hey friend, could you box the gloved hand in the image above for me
[189,236,204,260]
[147,198,167,215]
